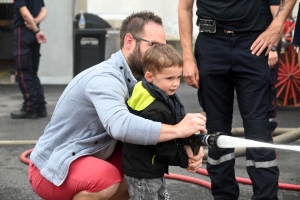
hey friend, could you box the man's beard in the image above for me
[127,43,144,79]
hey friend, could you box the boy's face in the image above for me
[145,66,182,96]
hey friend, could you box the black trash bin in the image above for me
[74,13,111,77]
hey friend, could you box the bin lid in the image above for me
[75,12,112,29]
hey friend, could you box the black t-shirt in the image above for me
[196,0,267,32]
[293,2,300,45]
[262,0,280,26]
[13,0,45,28]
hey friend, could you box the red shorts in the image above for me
[28,143,123,200]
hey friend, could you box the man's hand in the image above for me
[35,31,46,44]
[250,24,282,56]
[159,113,206,143]
[185,145,204,173]
[183,59,199,89]
[175,113,207,139]
[268,51,279,68]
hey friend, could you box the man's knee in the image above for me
[109,178,130,200]
[72,182,120,200]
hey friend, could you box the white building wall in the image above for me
[87,0,300,42]
[39,0,74,84]
[36,0,299,84]
[87,0,199,40]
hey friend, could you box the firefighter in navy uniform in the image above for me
[178,0,296,199]
[11,0,47,119]
[293,2,300,63]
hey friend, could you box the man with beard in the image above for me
[28,11,206,200]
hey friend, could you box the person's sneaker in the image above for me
[10,110,38,119]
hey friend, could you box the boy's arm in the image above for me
[142,111,188,168]
[150,142,188,168]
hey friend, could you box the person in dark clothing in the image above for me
[123,44,193,200]
[11,0,47,119]
[293,2,300,62]
[178,0,296,199]
[262,0,282,134]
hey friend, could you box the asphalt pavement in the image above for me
[0,83,299,200]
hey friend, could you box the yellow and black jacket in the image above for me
[122,77,188,179]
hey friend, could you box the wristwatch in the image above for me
[271,45,277,52]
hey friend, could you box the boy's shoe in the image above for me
[10,110,38,119]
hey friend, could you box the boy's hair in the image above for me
[120,11,162,48]
[143,44,183,74]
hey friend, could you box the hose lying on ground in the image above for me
[19,148,300,191]
[3,127,300,191]
[0,128,300,191]
[165,168,300,191]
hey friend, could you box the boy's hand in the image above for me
[184,145,204,173]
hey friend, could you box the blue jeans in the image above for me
[124,175,170,200]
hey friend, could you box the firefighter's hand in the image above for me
[268,51,278,68]
[35,31,46,44]
[183,59,199,89]
[250,23,281,56]
[184,145,204,173]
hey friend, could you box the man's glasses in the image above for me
[132,35,158,46]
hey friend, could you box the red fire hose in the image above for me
[20,148,300,191]
[20,148,33,165]
[165,168,300,191]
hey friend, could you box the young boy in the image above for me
[122,43,188,200]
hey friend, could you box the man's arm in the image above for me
[19,6,46,44]
[270,5,284,46]
[35,7,47,24]
[159,113,206,142]
[19,6,39,33]
[268,4,284,68]
[24,7,47,28]
[251,0,297,56]
[178,0,199,89]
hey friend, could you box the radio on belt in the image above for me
[198,19,216,33]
